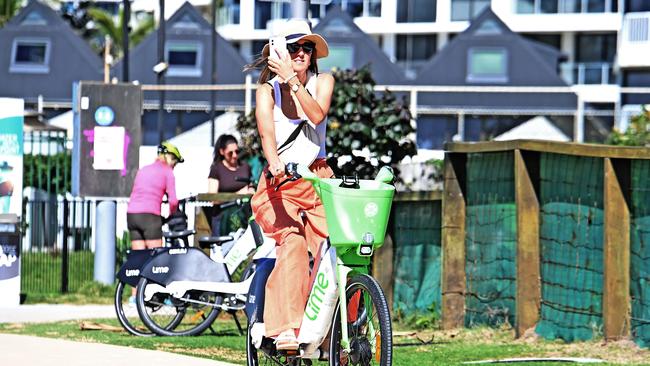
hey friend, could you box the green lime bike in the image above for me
[245,163,395,366]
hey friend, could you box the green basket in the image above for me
[315,178,395,249]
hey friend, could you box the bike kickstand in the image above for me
[232,312,244,336]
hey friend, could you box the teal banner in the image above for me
[0,98,25,216]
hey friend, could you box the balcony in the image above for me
[619,12,650,68]
[560,62,614,85]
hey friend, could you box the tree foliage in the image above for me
[23,153,72,195]
[607,106,650,147]
[87,6,154,58]
[0,0,21,28]
[236,66,417,179]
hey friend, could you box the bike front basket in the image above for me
[316,178,394,250]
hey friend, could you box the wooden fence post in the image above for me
[514,150,540,337]
[442,154,466,329]
[603,158,631,340]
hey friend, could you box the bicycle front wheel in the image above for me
[115,280,157,336]
[136,277,222,336]
[329,274,392,366]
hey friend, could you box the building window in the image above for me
[255,0,290,29]
[627,0,650,12]
[522,33,562,50]
[326,0,381,18]
[516,0,616,14]
[319,44,354,71]
[165,42,202,77]
[397,0,436,23]
[576,33,617,62]
[416,116,458,149]
[396,34,436,78]
[451,0,490,21]
[218,0,240,25]
[467,48,508,83]
[10,38,51,74]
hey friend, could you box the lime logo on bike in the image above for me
[305,272,329,321]
[125,269,140,277]
[152,266,169,274]
[364,202,379,218]
[168,248,187,255]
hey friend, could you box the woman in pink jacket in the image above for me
[126,141,183,250]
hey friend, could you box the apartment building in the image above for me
[29,0,650,146]
[199,0,647,139]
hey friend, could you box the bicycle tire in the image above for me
[115,280,154,336]
[329,274,393,366]
[136,277,223,336]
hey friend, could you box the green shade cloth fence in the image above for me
[465,152,516,327]
[392,200,441,316]
[631,160,650,347]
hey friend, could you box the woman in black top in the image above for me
[208,134,254,194]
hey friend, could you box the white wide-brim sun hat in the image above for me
[262,19,329,59]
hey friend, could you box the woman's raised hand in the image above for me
[267,50,295,83]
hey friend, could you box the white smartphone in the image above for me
[269,36,287,60]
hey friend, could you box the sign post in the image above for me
[72,82,142,285]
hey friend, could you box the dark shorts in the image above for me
[127,213,163,241]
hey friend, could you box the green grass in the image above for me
[2,318,649,365]
[21,250,95,294]
[23,281,114,304]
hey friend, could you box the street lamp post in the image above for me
[122,0,130,82]
[210,0,217,146]
[157,0,166,144]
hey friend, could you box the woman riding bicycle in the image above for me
[127,141,183,250]
[245,19,334,351]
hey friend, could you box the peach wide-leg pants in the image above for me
[251,159,333,337]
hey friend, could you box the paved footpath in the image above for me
[0,305,238,366]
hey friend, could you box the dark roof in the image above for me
[412,8,576,110]
[0,0,103,104]
[313,6,407,85]
[111,1,248,107]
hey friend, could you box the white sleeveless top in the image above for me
[267,72,327,159]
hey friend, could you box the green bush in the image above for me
[23,152,71,194]
[607,106,650,147]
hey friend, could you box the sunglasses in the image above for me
[287,42,315,54]
[226,149,240,157]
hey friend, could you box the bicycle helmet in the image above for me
[158,141,184,163]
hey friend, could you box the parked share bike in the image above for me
[135,197,277,336]
[245,163,395,366]
[114,199,196,336]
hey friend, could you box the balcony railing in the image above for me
[560,62,614,85]
[619,12,650,67]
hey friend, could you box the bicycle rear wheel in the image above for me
[136,277,222,336]
[329,274,392,366]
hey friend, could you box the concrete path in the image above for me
[0,305,239,366]
[0,304,115,323]
[0,333,236,366]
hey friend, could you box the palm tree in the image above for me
[87,6,154,59]
[0,0,22,28]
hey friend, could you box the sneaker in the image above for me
[275,330,299,351]
[127,295,136,306]
[163,298,173,306]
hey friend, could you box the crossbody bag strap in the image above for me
[277,120,307,151]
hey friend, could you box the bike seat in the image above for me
[197,235,234,249]
[163,229,196,239]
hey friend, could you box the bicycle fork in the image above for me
[336,259,352,354]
